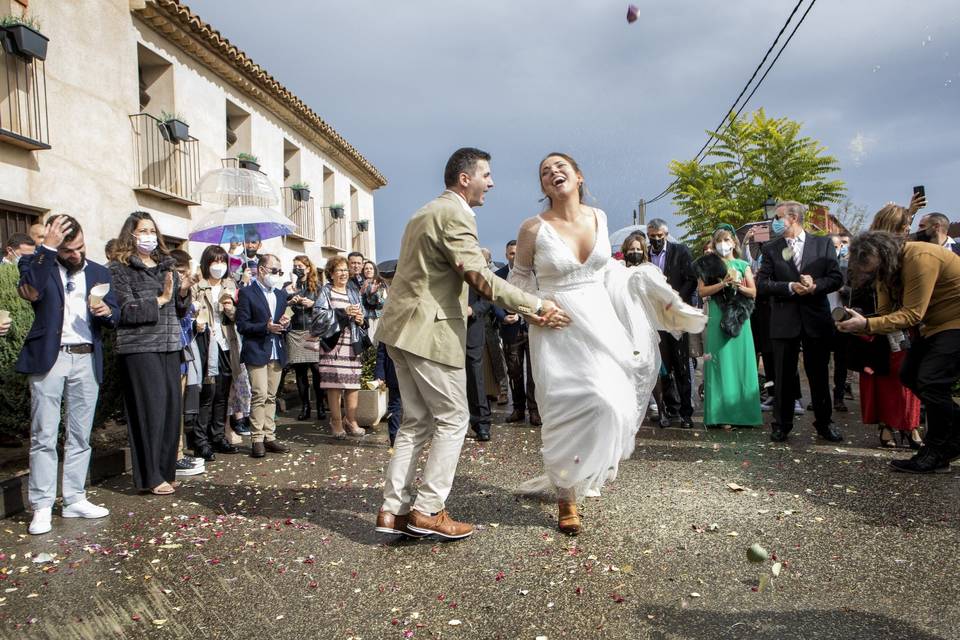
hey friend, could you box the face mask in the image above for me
[771,218,786,236]
[136,234,158,253]
[649,238,665,253]
[209,263,228,279]
[292,267,305,278]
[246,247,258,258]
[624,251,644,265]
[231,246,244,256]
[837,245,848,259]
[264,273,282,289]
[716,241,734,257]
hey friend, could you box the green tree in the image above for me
[668,108,846,246]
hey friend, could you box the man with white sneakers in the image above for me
[15,215,119,534]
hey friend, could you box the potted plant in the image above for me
[157,111,189,144]
[356,347,387,428]
[329,203,345,219]
[0,15,48,62]
[356,219,369,233]
[291,182,310,202]
[237,152,260,172]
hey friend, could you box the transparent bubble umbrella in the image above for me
[189,206,295,244]
[193,168,280,207]
[609,224,646,251]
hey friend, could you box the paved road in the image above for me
[0,397,958,639]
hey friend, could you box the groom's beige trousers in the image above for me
[382,345,470,515]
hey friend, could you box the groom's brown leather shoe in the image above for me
[375,510,427,538]
[264,440,290,453]
[406,509,474,540]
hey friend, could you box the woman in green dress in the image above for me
[697,228,762,429]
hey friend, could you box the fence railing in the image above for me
[0,44,49,150]
[281,188,316,242]
[130,113,200,205]
[321,206,348,250]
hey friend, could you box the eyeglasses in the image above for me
[333,268,349,274]
[262,267,283,276]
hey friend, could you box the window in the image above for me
[0,202,40,248]
[225,100,250,156]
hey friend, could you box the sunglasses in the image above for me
[262,267,283,276]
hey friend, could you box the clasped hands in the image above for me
[790,274,817,296]
[528,299,570,329]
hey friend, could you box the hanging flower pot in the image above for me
[329,204,345,219]
[158,112,189,144]
[291,183,310,202]
[0,17,49,61]
[237,153,260,172]
[356,219,369,232]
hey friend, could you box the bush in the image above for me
[0,264,125,437]
[359,345,377,386]
[0,263,34,437]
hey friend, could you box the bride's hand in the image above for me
[530,300,571,329]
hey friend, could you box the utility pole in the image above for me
[638,198,646,226]
[632,208,637,226]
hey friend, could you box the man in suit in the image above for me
[466,287,492,441]
[494,240,540,425]
[917,212,960,256]
[236,253,291,458]
[757,201,844,443]
[15,215,119,535]
[646,218,697,428]
[375,147,567,541]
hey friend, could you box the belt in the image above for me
[61,343,93,354]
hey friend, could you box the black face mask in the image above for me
[292,267,305,278]
[624,251,645,265]
[649,238,665,254]
[245,247,259,258]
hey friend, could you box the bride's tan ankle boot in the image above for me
[558,500,581,535]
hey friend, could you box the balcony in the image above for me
[130,113,200,206]
[321,206,348,252]
[281,187,316,242]
[0,42,49,150]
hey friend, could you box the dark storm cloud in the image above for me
[186,0,959,255]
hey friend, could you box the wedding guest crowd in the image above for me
[6,191,960,537]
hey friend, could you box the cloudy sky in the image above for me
[187,0,959,260]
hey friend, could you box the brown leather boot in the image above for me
[558,500,581,535]
[407,509,474,540]
[506,409,525,423]
[528,409,542,427]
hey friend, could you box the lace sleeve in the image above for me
[507,217,540,295]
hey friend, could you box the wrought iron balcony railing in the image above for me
[0,41,49,150]
[130,113,200,206]
[281,187,316,242]
[321,205,348,251]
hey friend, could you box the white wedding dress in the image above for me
[509,209,706,498]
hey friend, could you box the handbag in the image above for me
[355,324,373,352]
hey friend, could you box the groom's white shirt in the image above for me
[444,190,476,217]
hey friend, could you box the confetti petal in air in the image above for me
[626,4,639,24]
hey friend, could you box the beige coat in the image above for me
[377,192,540,368]
[192,278,242,374]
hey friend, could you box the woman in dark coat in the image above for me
[110,211,192,495]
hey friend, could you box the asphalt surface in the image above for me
[0,394,958,640]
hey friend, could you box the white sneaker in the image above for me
[760,398,774,412]
[175,457,205,476]
[62,500,109,519]
[29,508,52,535]
[793,400,805,415]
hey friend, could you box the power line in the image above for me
[644,0,816,206]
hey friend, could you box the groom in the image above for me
[375,147,566,540]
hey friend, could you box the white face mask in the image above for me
[716,241,734,257]
[265,273,282,289]
[231,245,244,256]
[135,233,158,254]
[209,263,228,279]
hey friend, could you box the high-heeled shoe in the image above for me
[558,500,581,535]
[345,419,365,437]
[329,417,347,440]
[879,425,897,448]
[297,403,311,422]
[902,428,923,450]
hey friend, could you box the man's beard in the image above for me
[246,248,258,258]
[58,253,85,274]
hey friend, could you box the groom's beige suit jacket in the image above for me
[378,191,540,368]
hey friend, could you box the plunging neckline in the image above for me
[538,208,600,266]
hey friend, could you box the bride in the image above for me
[510,153,706,535]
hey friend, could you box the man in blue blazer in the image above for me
[15,215,119,535]
[236,253,290,458]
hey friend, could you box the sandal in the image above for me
[150,482,175,495]
[558,500,581,535]
[903,428,923,450]
[345,420,365,437]
[330,418,347,440]
[878,425,897,448]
